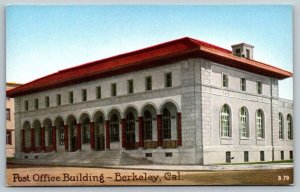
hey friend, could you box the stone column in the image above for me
[90,122,95,150]
[177,112,182,146]
[52,126,57,151]
[157,115,162,147]
[30,128,35,152]
[121,119,126,148]
[105,120,110,149]
[41,127,45,152]
[77,124,81,150]
[138,117,144,148]
[64,125,68,151]
[21,129,25,152]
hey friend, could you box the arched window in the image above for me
[23,122,31,148]
[97,116,104,124]
[240,107,249,138]
[71,119,77,137]
[82,118,90,144]
[279,113,284,139]
[256,109,264,139]
[96,116,104,135]
[110,114,119,142]
[125,112,136,148]
[33,121,42,147]
[126,112,135,135]
[221,105,231,137]
[287,114,293,140]
[144,110,152,140]
[162,108,171,139]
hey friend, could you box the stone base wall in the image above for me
[203,146,273,165]
[124,147,198,164]
[273,146,294,161]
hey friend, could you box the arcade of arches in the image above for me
[21,102,182,153]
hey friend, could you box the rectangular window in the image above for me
[145,153,152,157]
[145,76,152,91]
[235,49,240,54]
[45,96,50,108]
[226,151,231,163]
[34,98,39,109]
[96,86,101,99]
[165,72,172,88]
[111,83,117,97]
[56,94,61,106]
[260,151,265,161]
[244,151,249,162]
[6,108,11,121]
[69,91,74,104]
[240,77,246,91]
[82,89,87,101]
[6,131,12,145]
[128,79,134,94]
[165,152,172,157]
[281,151,284,160]
[24,100,28,111]
[290,151,293,160]
[257,81,262,94]
[222,74,229,88]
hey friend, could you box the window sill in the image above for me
[220,137,232,140]
[220,137,233,145]
[240,137,250,140]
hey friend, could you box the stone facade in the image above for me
[9,38,293,165]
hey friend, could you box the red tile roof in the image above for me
[7,37,292,97]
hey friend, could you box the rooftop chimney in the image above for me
[231,43,254,59]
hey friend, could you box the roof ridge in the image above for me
[187,37,232,54]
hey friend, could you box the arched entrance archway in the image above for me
[141,104,158,149]
[67,115,77,152]
[43,118,53,152]
[54,116,64,152]
[108,109,121,149]
[160,101,180,148]
[93,111,105,150]
[124,107,138,149]
[22,121,31,153]
[33,120,42,152]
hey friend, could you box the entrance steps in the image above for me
[12,150,153,166]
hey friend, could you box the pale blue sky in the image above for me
[6,5,293,99]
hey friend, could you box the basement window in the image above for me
[165,152,172,157]
[145,153,152,157]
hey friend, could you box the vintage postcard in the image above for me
[6,5,293,186]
